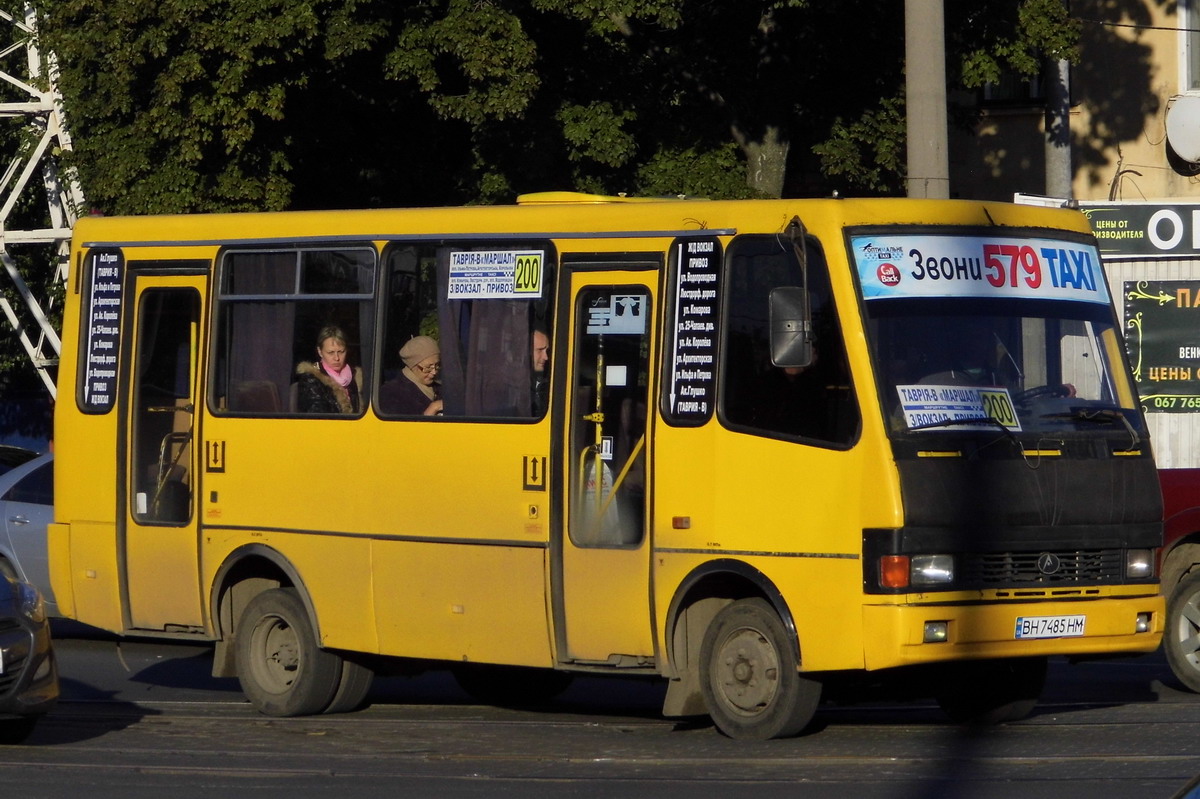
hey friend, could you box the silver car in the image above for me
[0,573,57,743]
[0,452,55,616]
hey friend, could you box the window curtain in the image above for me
[225,253,296,412]
[437,248,533,417]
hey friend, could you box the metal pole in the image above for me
[905,0,950,199]
[1044,56,1073,198]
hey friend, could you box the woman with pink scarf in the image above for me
[295,325,363,414]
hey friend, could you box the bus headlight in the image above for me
[1125,549,1154,579]
[911,554,954,586]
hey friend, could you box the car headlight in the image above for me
[17,581,46,623]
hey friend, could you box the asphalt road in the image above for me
[0,621,1197,799]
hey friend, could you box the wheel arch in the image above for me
[0,551,22,582]
[209,544,319,678]
[660,559,797,717]
[1162,529,1200,594]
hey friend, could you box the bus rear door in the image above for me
[121,271,206,631]
[558,267,657,664]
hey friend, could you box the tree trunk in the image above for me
[741,125,789,198]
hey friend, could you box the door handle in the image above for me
[10,515,29,525]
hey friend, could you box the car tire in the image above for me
[1165,570,1200,693]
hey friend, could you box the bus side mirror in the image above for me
[769,286,813,368]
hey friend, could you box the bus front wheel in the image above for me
[699,598,821,740]
[1165,570,1200,693]
[235,588,341,717]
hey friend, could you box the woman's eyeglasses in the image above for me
[414,361,441,374]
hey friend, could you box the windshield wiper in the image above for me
[908,415,1022,448]
[1040,406,1141,449]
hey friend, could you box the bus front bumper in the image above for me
[861,592,1164,671]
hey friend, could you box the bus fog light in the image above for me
[1125,550,1153,579]
[1136,612,1152,633]
[911,555,954,585]
[923,621,949,643]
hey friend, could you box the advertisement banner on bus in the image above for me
[852,235,1109,306]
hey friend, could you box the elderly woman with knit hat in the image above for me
[378,335,444,416]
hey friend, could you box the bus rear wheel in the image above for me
[1165,570,1200,693]
[323,656,374,714]
[934,656,1047,724]
[699,598,821,740]
[236,588,341,717]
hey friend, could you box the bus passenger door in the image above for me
[122,276,206,631]
[559,272,656,664]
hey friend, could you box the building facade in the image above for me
[952,1,1200,203]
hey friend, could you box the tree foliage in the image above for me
[37,0,1082,212]
[41,0,389,213]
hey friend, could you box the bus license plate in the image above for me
[1015,614,1086,639]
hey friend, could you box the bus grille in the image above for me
[959,549,1123,586]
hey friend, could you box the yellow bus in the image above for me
[50,194,1164,739]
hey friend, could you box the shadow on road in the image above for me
[45,616,1191,737]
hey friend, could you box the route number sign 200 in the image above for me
[514,255,542,294]
[979,389,1019,429]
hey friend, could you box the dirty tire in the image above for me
[323,656,374,714]
[1165,570,1200,693]
[935,656,1047,724]
[235,588,341,717]
[700,597,821,740]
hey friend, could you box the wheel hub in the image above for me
[1180,593,1200,669]
[716,627,781,714]
[255,615,300,692]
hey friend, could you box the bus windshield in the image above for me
[850,228,1141,437]
[865,298,1140,435]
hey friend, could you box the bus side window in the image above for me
[376,243,554,420]
[213,248,375,417]
[377,246,443,416]
[721,237,859,445]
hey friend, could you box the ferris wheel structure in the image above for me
[0,4,85,398]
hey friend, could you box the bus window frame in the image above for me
[716,233,861,449]
[374,238,560,424]
[208,244,378,420]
